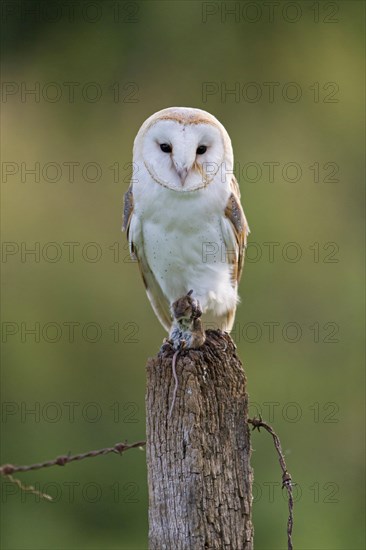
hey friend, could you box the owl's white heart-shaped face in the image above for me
[134,108,233,192]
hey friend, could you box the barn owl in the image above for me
[123,107,249,348]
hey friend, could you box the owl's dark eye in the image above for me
[160,143,172,153]
[196,145,207,155]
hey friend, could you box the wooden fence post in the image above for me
[146,330,253,549]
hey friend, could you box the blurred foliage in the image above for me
[1,1,365,549]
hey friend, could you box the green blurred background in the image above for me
[1,1,364,548]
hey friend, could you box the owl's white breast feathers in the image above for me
[129,166,242,331]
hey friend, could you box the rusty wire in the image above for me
[249,416,294,550]
[0,440,146,500]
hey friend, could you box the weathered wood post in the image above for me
[146,330,253,549]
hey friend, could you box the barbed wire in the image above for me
[1,420,293,549]
[0,440,146,500]
[249,416,294,550]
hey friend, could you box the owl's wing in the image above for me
[122,185,172,332]
[221,177,250,286]
[122,185,137,258]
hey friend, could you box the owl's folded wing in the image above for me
[221,177,250,286]
[123,185,172,332]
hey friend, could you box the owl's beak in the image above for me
[174,162,189,185]
[177,167,188,185]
